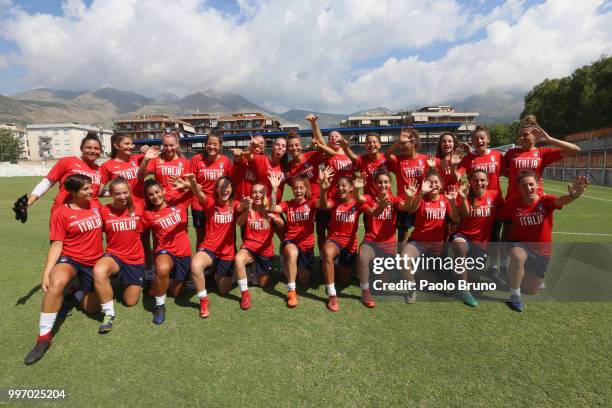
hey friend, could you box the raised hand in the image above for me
[421,179,432,195]
[231,148,243,157]
[427,154,437,168]
[144,146,161,161]
[533,126,551,143]
[458,181,469,199]
[268,172,283,189]
[241,196,253,209]
[404,179,418,198]
[319,166,334,190]
[305,113,318,123]
[459,142,471,154]
[338,136,350,149]
[353,176,365,190]
[445,185,458,201]
[169,175,188,190]
[568,175,588,198]
[140,145,150,154]
[450,154,462,167]
[377,191,391,208]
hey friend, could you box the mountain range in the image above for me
[1,87,524,129]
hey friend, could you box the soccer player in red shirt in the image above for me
[504,115,580,202]
[339,133,392,199]
[357,171,411,308]
[190,133,233,246]
[400,170,461,303]
[269,174,317,307]
[26,133,103,213]
[285,131,326,200]
[234,183,284,310]
[190,176,244,317]
[142,174,203,324]
[385,128,436,244]
[231,134,262,200]
[317,167,367,312]
[24,174,103,365]
[434,132,463,194]
[498,170,588,312]
[450,169,504,307]
[93,177,145,334]
[246,135,288,205]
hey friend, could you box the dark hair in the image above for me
[365,132,380,142]
[400,128,421,149]
[203,132,223,160]
[375,170,391,182]
[472,125,489,138]
[161,132,183,157]
[214,176,234,201]
[109,176,135,214]
[516,169,537,185]
[287,130,300,140]
[467,169,488,203]
[64,174,92,194]
[425,168,441,180]
[274,137,291,173]
[468,168,488,180]
[144,179,164,209]
[110,133,132,159]
[80,132,102,150]
[436,132,458,159]
[291,175,312,200]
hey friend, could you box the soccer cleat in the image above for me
[24,334,52,365]
[287,290,298,308]
[509,294,524,312]
[240,290,251,310]
[98,315,116,334]
[460,290,479,307]
[404,290,417,304]
[199,297,210,318]
[361,289,376,308]
[152,305,166,324]
[326,295,339,312]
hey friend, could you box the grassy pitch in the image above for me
[0,176,611,407]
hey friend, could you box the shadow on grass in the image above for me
[16,284,41,305]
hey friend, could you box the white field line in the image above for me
[544,187,612,203]
[552,231,612,237]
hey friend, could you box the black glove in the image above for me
[12,194,28,223]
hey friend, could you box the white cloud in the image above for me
[0,0,610,112]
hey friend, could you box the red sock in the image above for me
[37,332,53,343]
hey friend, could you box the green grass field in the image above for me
[1,176,611,407]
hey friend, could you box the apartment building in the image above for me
[26,123,112,160]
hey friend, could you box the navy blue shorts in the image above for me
[57,256,94,292]
[199,248,234,278]
[191,209,206,229]
[397,210,415,231]
[327,240,357,269]
[283,240,314,271]
[509,242,550,279]
[104,253,145,287]
[244,249,274,276]
[155,250,191,281]
[449,233,488,260]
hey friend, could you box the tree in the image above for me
[488,122,519,147]
[0,128,23,163]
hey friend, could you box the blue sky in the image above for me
[0,0,609,112]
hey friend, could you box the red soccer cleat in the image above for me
[199,296,209,318]
[326,295,339,312]
[240,290,251,310]
[287,290,298,308]
[361,289,376,308]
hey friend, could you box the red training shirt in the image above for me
[197,197,239,260]
[100,154,145,204]
[280,198,317,252]
[49,204,103,266]
[190,154,232,211]
[504,147,562,201]
[100,203,144,265]
[455,189,503,249]
[47,156,102,211]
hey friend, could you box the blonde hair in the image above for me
[520,114,538,128]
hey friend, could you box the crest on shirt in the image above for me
[220,162,224,169]
[440,201,445,208]
[131,160,136,167]
[491,156,495,162]
[487,198,491,205]
[537,204,543,211]
[93,208,99,215]
[534,151,539,157]
[418,160,423,166]
[70,215,77,220]
[304,204,309,210]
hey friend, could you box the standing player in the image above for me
[339,133,391,199]
[400,171,461,303]
[450,170,503,307]
[285,131,326,200]
[142,174,203,324]
[190,177,243,317]
[93,177,145,333]
[504,115,580,202]
[26,133,103,212]
[316,167,367,312]
[24,174,103,365]
[385,128,433,244]
[357,171,409,308]
[433,132,463,193]
[190,133,233,246]
[234,183,284,309]
[499,171,588,312]
[269,174,317,307]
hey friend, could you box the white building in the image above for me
[0,122,29,159]
[26,123,112,160]
[410,106,478,133]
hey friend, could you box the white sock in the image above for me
[155,295,166,306]
[74,290,84,302]
[326,283,337,297]
[39,312,57,336]
[510,288,521,297]
[197,289,208,299]
[287,281,296,291]
[238,278,249,292]
[360,282,369,291]
[101,300,115,316]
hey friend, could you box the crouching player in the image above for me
[269,174,317,307]
[450,169,503,307]
[93,177,145,334]
[24,174,103,365]
[499,171,588,312]
[401,171,460,303]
